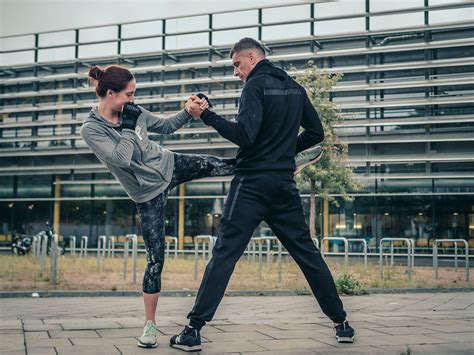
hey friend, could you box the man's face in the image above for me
[232,50,258,83]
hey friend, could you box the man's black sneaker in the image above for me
[334,320,355,343]
[169,325,202,352]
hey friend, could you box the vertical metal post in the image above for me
[194,238,199,280]
[258,240,263,279]
[40,233,48,275]
[454,242,458,272]
[69,236,76,257]
[277,241,282,283]
[97,235,106,272]
[80,236,88,258]
[50,234,59,285]
[107,236,115,258]
[117,24,122,55]
[390,241,394,266]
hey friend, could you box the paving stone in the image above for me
[203,330,273,341]
[201,339,266,352]
[96,328,142,338]
[254,338,333,351]
[24,331,49,340]
[25,338,73,348]
[55,345,121,354]
[23,324,62,332]
[49,329,100,338]
[0,292,472,354]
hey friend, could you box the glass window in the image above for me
[17,175,51,198]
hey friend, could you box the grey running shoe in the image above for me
[137,320,158,348]
[295,145,323,175]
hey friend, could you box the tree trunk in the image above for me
[309,178,316,239]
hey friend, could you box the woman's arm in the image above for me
[81,123,135,168]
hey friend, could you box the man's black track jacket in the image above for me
[200,59,324,173]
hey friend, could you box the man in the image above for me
[170,37,354,352]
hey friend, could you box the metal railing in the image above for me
[194,235,215,280]
[50,234,59,285]
[165,236,179,258]
[96,235,107,272]
[347,238,368,270]
[79,236,88,258]
[107,236,115,258]
[39,232,48,275]
[123,234,138,283]
[433,239,470,282]
[321,237,349,269]
[69,235,76,257]
[379,238,414,281]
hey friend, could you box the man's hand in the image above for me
[121,103,142,130]
[185,95,209,118]
[196,93,213,108]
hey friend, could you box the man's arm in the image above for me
[295,95,325,154]
[199,86,263,149]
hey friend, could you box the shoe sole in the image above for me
[336,336,354,343]
[294,151,323,175]
[170,343,202,352]
[137,340,158,348]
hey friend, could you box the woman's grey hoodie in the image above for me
[80,106,192,203]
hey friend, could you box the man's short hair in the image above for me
[230,37,266,58]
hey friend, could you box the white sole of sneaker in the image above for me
[336,336,354,343]
[294,151,323,175]
[137,340,158,348]
[170,343,202,352]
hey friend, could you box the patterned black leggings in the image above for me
[136,153,235,294]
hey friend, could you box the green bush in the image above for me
[335,274,366,295]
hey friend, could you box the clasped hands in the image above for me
[185,93,212,118]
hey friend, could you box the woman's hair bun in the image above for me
[88,66,105,81]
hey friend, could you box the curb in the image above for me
[0,288,472,298]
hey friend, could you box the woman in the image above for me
[80,65,235,348]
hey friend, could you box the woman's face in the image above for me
[107,79,136,112]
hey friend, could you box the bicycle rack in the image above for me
[39,232,48,275]
[433,239,469,282]
[80,236,88,258]
[346,238,368,270]
[321,237,349,269]
[96,235,106,271]
[107,236,115,258]
[124,234,138,283]
[50,234,59,285]
[165,236,178,258]
[261,236,278,267]
[69,236,76,257]
[194,235,215,280]
[379,238,414,281]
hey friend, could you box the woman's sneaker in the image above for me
[295,145,323,175]
[137,320,158,348]
[334,320,355,343]
[169,325,202,352]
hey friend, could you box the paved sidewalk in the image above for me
[0,292,473,354]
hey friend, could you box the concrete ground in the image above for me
[0,292,473,354]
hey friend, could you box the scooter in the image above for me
[11,234,33,255]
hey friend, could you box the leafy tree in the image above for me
[295,61,361,239]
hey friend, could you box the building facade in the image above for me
[0,1,473,249]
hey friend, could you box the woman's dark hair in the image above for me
[88,65,134,98]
